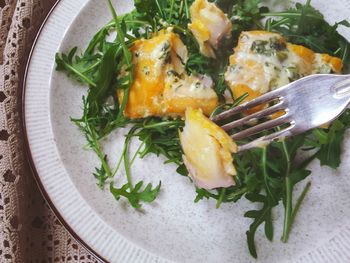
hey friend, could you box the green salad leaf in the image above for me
[245,193,273,258]
[110,181,161,209]
[262,0,350,66]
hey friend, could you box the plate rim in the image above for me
[20,0,350,262]
[21,1,106,262]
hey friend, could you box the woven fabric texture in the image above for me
[0,0,99,262]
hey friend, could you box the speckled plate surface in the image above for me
[24,0,350,262]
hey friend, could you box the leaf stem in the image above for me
[282,177,292,242]
[270,18,290,29]
[124,134,133,190]
[262,147,277,205]
[143,120,182,129]
[281,141,292,243]
[107,0,134,121]
[81,60,101,73]
[169,0,175,21]
[107,0,132,65]
[341,42,349,63]
[130,137,148,166]
[216,188,226,208]
[179,0,184,19]
[94,144,112,178]
[184,0,190,19]
[289,182,311,231]
[81,109,112,178]
[261,12,323,20]
[155,0,165,21]
[60,60,97,87]
[226,187,248,201]
[265,18,272,31]
[112,143,127,177]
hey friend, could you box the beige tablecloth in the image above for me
[0,1,99,262]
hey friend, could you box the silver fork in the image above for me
[211,74,350,152]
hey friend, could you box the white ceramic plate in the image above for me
[24,0,350,262]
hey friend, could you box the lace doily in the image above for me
[0,0,99,261]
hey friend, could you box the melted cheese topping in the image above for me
[164,70,218,115]
[180,108,237,190]
[118,29,218,119]
[189,0,232,58]
[225,31,343,107]
[313,53,343,74]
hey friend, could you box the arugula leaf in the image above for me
[110,181,161,209]
[217,0,268,33]
[313,110,350,168]
[194,188,219,203]
[176,164,188,176]
[131,118,185,166]
[134,0,164,17]
[245,193,273,258]
[87,45,120,112]
[71,97,114,181]
[84,21,114,55]
[93,155,109,189]
[107,1,134,124]
[134,0,194,30]
[55,48,98,87]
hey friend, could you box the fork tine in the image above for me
[221,102,286,131]
[231,115,291,141]
[211,90,282,122]
[237,125,295,152]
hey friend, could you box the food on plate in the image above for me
[225,31,343,106]
[313,53,343,74]
[118,29,218,118]
[180,108,237,189]
[188,0,233,58]
[55,0,350,258]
